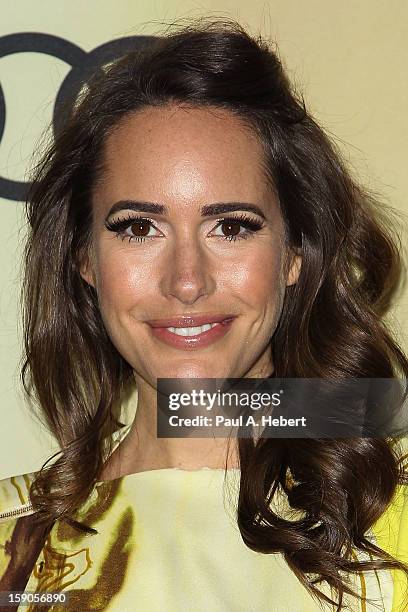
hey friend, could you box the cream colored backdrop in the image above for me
[1,1,407,478]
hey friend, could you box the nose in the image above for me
[160,235,216,306]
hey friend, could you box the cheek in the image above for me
[221,244,284,306]
[94,247,156,318]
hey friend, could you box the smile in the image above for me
[166,323,219,336]
[148,318,235,349]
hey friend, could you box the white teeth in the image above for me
[166,323,219,336]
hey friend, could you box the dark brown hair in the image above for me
[21,17,408,610]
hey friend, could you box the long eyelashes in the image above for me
[104,213,265,243]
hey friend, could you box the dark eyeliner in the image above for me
[105,212,265,242]
[105,213,151,233]
[216,213,264,232]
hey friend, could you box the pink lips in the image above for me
[147,313,236,328]
[147,314,236,350]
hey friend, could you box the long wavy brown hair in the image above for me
[21,17,408,610]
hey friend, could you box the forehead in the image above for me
[93,104,273,208]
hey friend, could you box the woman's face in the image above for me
[80,104,301,385]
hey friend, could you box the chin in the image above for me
[157,360,230,380]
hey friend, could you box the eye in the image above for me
[105,215,160,243]
[104,212,265,243]
[212,214,264,241]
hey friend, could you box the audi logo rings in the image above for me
[0,32,155,201]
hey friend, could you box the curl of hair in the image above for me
[21,17,408,610]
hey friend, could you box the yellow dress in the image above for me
[0,425,407,612]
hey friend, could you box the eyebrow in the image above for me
[104,200,267,221]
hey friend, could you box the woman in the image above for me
[0,18,407,612]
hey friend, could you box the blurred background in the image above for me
[1,0,407,478]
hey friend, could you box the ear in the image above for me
[78,247,96,289]
[286,248,302,287]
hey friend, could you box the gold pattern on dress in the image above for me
[28,508,135,611]
[28,532,93,592]
[23,472,34,495]
[56,479,121,544]
[65,509,135,610]
[10,476,28,505]
[26,477,136,611]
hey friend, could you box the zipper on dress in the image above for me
[0,426,130,523]
[0,502,35,521]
